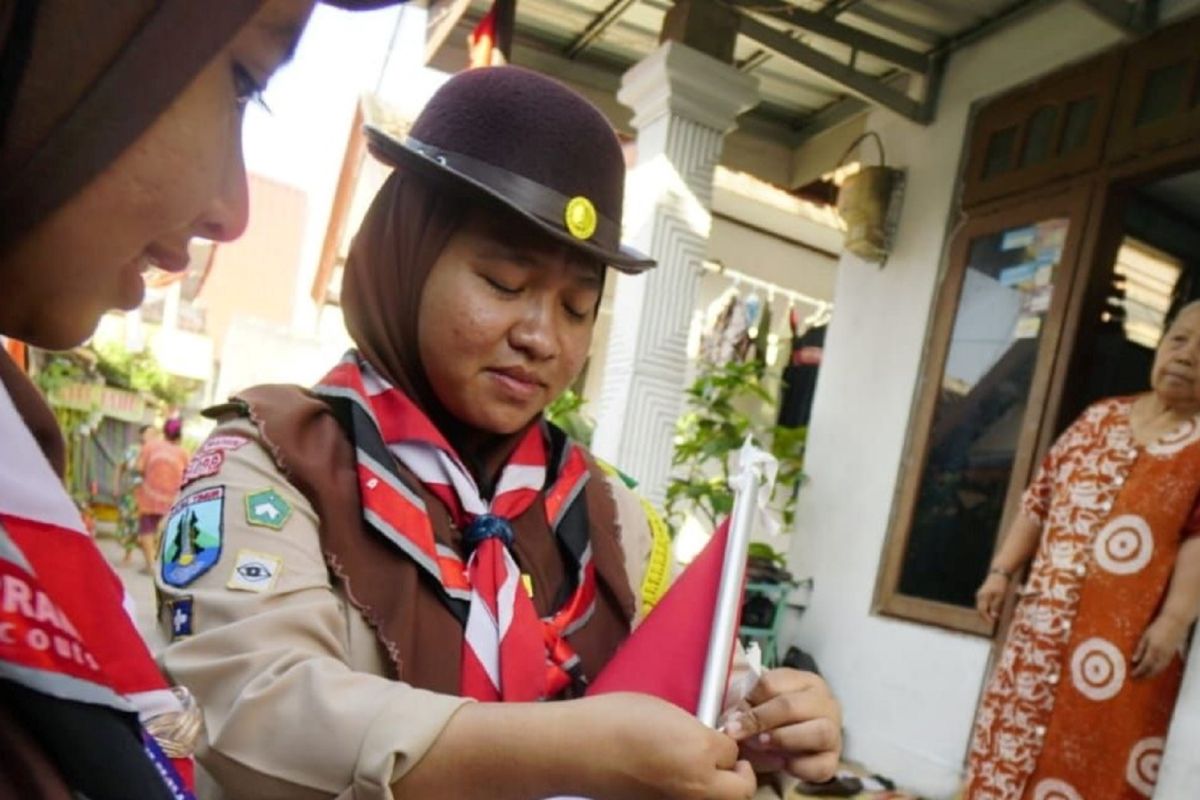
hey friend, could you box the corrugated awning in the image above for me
[425,0,1160,147]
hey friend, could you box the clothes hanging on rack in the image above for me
[752,298,772,365]
[701,292,752,364]
[777,316,827,428]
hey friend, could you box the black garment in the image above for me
[0,679,177,800]
[777,323,826,428]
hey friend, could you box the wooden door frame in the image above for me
[874,180,1097,634]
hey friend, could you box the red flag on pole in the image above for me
[586,520,738,713]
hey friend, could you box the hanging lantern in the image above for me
[835,132,904,264]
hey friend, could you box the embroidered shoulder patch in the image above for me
[180,435,250,488]
[244,487,292,530]
[165,596,194,640]
[160,487,225,588]
[226,549,282,593]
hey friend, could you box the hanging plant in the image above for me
[544,387,595,446]
[666,357,807,533]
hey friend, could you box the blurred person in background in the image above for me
[117,423,156,565]
[132,417,188,573]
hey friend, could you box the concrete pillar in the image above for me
[591,42,757,505]
[1157,633,1200,796]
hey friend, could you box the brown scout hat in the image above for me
[365,66,655,273]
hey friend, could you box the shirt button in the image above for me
[1074,564,1087,577]
[1035,725,1047,738]
[1048,673,1059,685]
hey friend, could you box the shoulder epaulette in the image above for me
[200,399,251,422]
[596,459,670,612]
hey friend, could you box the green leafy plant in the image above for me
[545,388,595,446]
[93,340,195,407]
[666,358,807,531]
[32,351,92,396]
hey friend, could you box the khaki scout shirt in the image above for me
[155,419,660,800]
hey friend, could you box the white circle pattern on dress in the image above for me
[1093,514,1153,575]
[1146,417,1200,456]
[1070,637,1126,701]
[1125,736,1164,797]
[1032,777,1083,800]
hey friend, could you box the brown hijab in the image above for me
[0,0,263,252]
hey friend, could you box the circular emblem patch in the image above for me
[564,196,597,240]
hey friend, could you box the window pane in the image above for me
[1059,96,1096,154]
[982,127,1017,179]
[1020,106,1059,167]
[899,218,1070,607]
[1135,62,1188,126]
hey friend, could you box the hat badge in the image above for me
[564,196,597,240]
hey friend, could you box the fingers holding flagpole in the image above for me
[723,668,842,783]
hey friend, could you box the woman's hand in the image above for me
[577,692,757,800]
[1132,613,1189,679]
[722,669,841,784]
[398,693,756,800]
[975,572,1010,622]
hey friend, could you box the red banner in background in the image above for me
[468,4,501,68]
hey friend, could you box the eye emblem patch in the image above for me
[227,550,282,593]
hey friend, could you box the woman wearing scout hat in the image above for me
[0,2,405,797]
[159,66,841,799]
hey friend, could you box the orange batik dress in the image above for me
[965,397,1200,800]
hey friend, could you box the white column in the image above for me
[1157,633,1200,796]
[592,42,758,506]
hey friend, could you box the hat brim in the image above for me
[364,126,655,274]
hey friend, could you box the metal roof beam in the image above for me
[791,95,869,144]
[565,0,640,59]
[839,5,942,47]
[737,13,926,122]
[820,0,865,16]
[724,0,929,73]
[1072,0,1157,37]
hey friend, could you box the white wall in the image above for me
[581,172,840,423]
[782,6,1135,796]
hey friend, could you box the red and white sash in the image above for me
[0,378,194,787]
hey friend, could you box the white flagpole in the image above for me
[695,439,777,728]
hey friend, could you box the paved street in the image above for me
[96,535,167,654]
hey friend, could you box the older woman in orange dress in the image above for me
[965,301,1200,799]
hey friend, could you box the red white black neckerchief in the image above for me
[316,351,596,701]
[0,376,195,797]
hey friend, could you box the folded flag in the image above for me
[586,519,737,713]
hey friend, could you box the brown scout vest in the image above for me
[210,385,637,695]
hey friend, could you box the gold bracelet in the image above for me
[988,566,1012,580]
